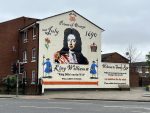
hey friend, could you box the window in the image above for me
[31,48,36,62]
[32,26,37,39]
[23,30,28,43]
[23,51,27,63]
[145,67,149,73]
[23,71,27,79]
[136,67,142,73]
[31,70,36,84]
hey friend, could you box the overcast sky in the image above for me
[0,0,149,61]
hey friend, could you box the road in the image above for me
[0,98,150,113]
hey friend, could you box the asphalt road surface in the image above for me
[0,98,150,113]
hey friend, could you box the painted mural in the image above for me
[38,11,102,90]
[38,11,129,92]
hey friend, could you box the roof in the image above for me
[20,10,104,33]
[132,62,148,67]
[102,52,129,62]
[0,16,38,24]
[19,21,39,32]
[38,10,104,31]
[19,18,40,32]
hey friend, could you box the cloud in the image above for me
[0,0,150,61]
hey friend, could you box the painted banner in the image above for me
[101,62,129,88]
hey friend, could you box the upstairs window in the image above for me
[23,51,27,63]
[31,48,36,62]
[32,26,37,39]
[23,30,28,43]
[23,71,27,79]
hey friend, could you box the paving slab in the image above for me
[1,87,150,102]
[13,87,150,102]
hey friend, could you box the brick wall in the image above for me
[130,68,139,87]
[0,17,37,81]
[19,24,39,86]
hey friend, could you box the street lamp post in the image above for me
[16,60,19,97]
[126,52,131,64]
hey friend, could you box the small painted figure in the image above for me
[90,61,98,79]
[43,58,52,78]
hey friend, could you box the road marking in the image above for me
[48,101,93,105]
[20,106,72,110]
[104,105,150,110]
[132,111,143,113]
[104,105,129,108]
[132,111,150,113]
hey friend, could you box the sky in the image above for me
[0,0,149,62]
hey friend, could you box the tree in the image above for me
[146,52,150,90]
[146,52,150,67]
[125,44,142,63]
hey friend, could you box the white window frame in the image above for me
[31,70,36,84]
[136,67,142,73]
[32,26,36,39]
[23,51,27,63]
[31,48,36,62]
[23,30,28,43]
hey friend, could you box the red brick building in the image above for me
[19,22,40,94]
[0,17,38,94]
[132,62,150,86]
[0,17,38,79]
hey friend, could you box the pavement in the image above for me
[1,87,150,102]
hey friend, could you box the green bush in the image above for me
[146,85,150,91]
[4,76,16,88]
